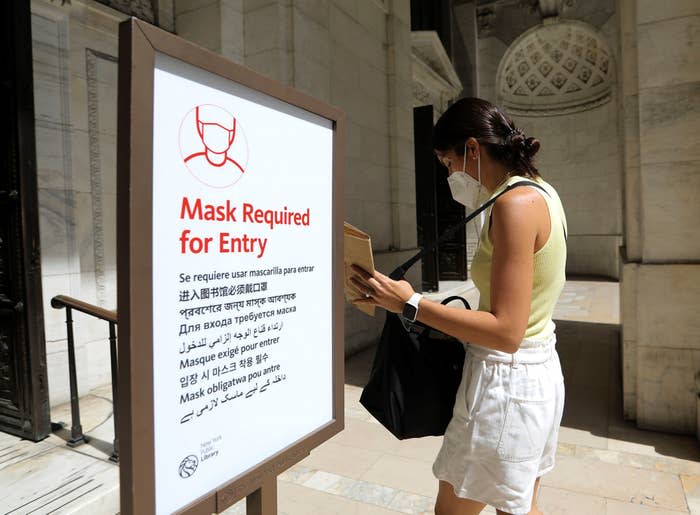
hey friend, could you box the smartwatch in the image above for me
[401,293,423,323]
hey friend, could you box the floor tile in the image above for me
[330,417,403,454]
[557,426,609,450]
[360,454,438,498]
[542,455,687,511]
[387,491,435,514]
[388,435,443,463]
[278,481,403,515]
[299,441,382,479]
[537,485,607,515]
[682,475,700,515]
[344,480,398,508]
[605,498,689,514]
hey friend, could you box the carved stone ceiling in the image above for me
[496,19,614,115]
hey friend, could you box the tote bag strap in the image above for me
[389,180,547,280]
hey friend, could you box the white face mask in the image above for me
[199,122,234,153]
[447,143,486,210]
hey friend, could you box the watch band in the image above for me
[402,293,423,322]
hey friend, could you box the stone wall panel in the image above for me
[638,82,700,165]
[637,15,700,90]
[641,160,700,261]
[636,0,700,26]
[636,265,700,350]
[636,346,699,434]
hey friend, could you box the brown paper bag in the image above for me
[344,222,376,316]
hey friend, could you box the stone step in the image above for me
[0,444,118,514]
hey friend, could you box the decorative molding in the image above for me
[85,48,118,306]
[411,31,462,115]
[94,0,155,23]
[413,81,433,106]
[517,0,539,15]
[519,0,577,19]
[504,92,611,117]
[476,6,496,37]
[31,4,81,279]
[412,31,462,87]
[496,19,614,116]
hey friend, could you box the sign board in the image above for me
[117,19,344,515]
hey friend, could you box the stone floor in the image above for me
[0,384,119,514]
[2,279,700,514]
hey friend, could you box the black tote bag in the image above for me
[359,296,469,439]
[359,180,547,440]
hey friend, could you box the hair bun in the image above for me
[505,129,540,159]
[524,136,540,157]
[509,132,525,148]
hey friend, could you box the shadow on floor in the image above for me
[345,319,700,463]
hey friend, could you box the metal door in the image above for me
[0,0,51,441]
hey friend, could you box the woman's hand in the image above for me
[349,265,415,314]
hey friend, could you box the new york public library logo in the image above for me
[179,104,249,189]
[178,454,199,479]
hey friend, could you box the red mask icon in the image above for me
[194,105,236,166]
[198,123,235,154]
[182,104,246,188]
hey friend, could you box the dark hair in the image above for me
[433,97,541,179]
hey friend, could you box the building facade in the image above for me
[2,0,699,439]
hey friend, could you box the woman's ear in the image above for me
[466,137,480,159]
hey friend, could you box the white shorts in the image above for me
[432,334,565,515]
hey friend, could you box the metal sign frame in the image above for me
[116,18,345,515]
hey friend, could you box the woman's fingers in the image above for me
[350,265,393,287]
[350,264,372,279]
[374,269,390,281]
[366,277,383,292]
[349,277,373,295]
[349,266,406,310]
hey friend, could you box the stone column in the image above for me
[452,0,478,98]
[174,0,244,63]
[620,0,700,434]
[386,0,417,253]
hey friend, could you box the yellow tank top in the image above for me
[470,175,568,339]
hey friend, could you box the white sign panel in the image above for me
[151,53,334,514]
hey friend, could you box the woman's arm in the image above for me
[351,188,542,354]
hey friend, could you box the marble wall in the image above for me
[619,0,700,435]
[31,0,179,407]
[31,0,133,407]
[175,0,244,62]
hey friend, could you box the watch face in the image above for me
[402,303,418,322]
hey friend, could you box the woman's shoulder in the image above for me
[507,175,564,205]
[491,183,547,233]
[495,175,549,206]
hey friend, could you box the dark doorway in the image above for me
[413,106,468,288]
[411,0,468,284]
[435,163,468,282]
[413,106,440,292]
[0,0,50,441]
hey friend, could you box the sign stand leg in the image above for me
[246,476,277,515]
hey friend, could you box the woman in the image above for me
[351,97,567,515]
